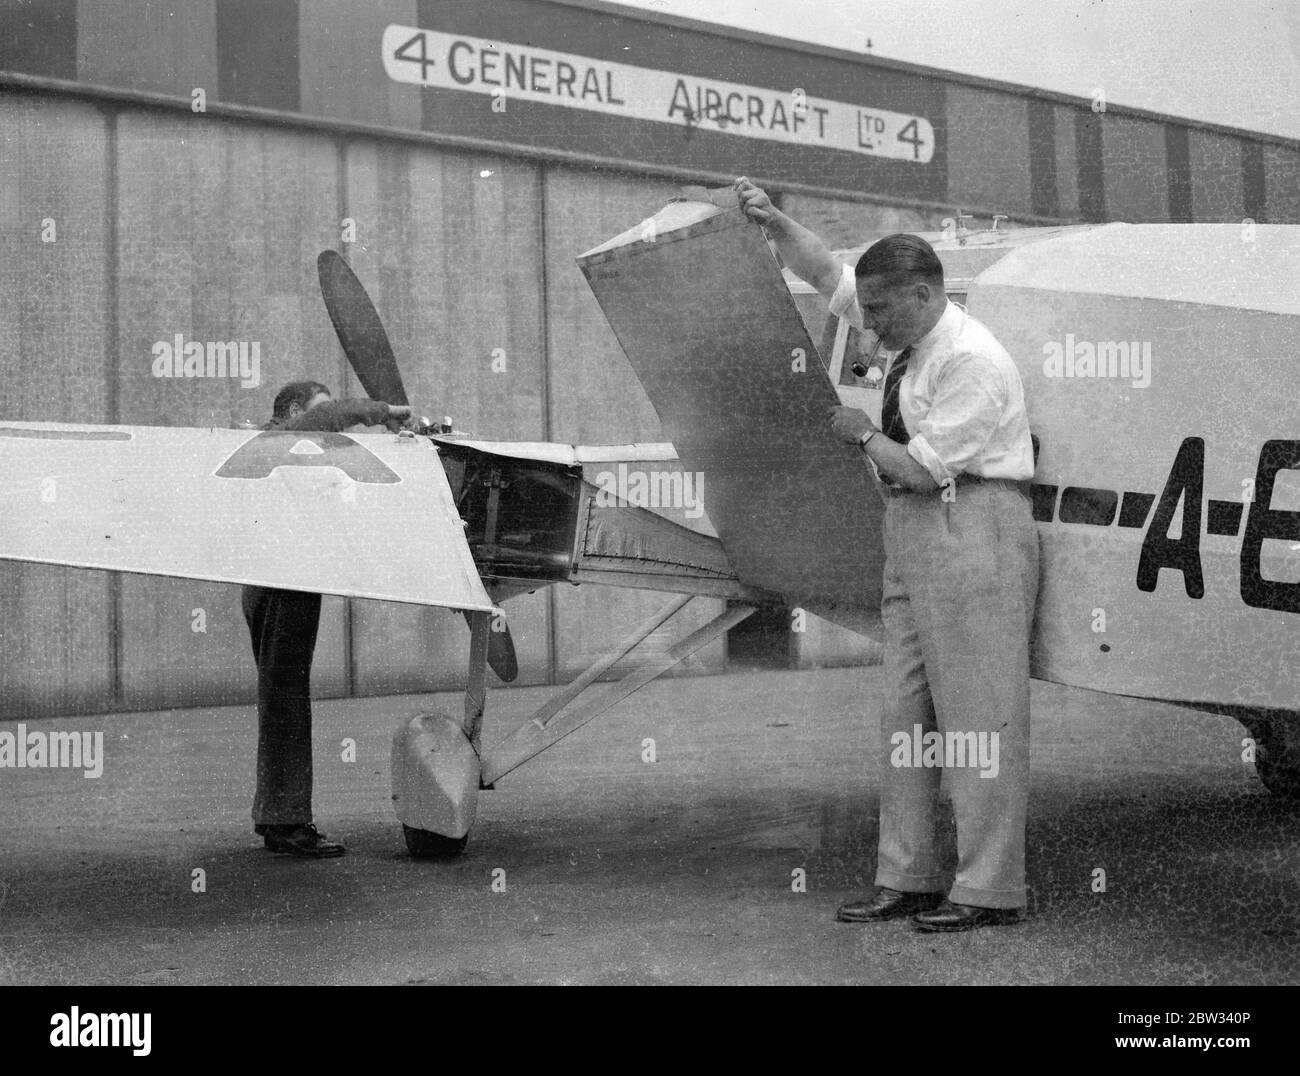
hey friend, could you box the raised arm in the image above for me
[734,176,843,301]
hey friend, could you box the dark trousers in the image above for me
[241,586,322,826]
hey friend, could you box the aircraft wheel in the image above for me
[1254,721,1300,800]
[403,824,469,859]
[1256,755,1300,800]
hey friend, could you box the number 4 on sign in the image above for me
[393,32,435,81]
[897,118,924,159]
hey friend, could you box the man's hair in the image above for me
[271,380,331,419]
[854,233,944,291]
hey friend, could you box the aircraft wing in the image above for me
[431,437,679,466]
[578,200,884,620]
[0,422,493,611]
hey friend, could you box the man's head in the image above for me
[854,234,947,351]
[271,380,332,421]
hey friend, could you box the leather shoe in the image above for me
[257,823,346,858]
[836,887,943,922]
[912,899,1023,932]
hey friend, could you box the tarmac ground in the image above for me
[1,665,1297,985]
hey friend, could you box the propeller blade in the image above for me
[462,610,519,683]
[316,250,408,406]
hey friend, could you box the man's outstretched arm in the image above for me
[734,176,843,301]
[285,399,411,433]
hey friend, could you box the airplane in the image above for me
[581,188,1300,803]
[2,189,1297,861]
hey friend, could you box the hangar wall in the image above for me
[0,92,733,717]
[1,0,1297,718]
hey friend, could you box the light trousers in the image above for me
[873,479,1039,908]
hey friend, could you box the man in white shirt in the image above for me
[736,178,1040,931]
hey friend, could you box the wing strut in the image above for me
[480,598,755,785]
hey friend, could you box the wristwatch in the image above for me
[859,429,878,451]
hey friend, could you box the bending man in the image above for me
[243,380,410,858]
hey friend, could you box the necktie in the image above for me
[880,346,913,444]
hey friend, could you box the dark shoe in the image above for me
[912,899,1023,932]
[836,887,944,922]
[259,823,346,858]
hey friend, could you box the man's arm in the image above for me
[735,177,843,301]
[285,399,410,433]
[864,431,941,492]
[738,179,931,486]
[829,405,940,493]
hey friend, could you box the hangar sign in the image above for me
[381,25,935,164]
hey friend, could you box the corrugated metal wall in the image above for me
[1,93,117,718]
[0,92,750,718]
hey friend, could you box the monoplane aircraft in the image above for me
[2,191,1296,856]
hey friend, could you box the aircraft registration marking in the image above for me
[1032,436,1300,614]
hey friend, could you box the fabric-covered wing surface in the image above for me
[0,422,492,611]
[578,202,884,616]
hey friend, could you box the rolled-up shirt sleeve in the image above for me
[906,351,1007,486]
[285,398,391,432]
[827,264,863,330]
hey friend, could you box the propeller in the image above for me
[316,249,519,683]
[316,250,409,407]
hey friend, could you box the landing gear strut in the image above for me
[391,597,758,856]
